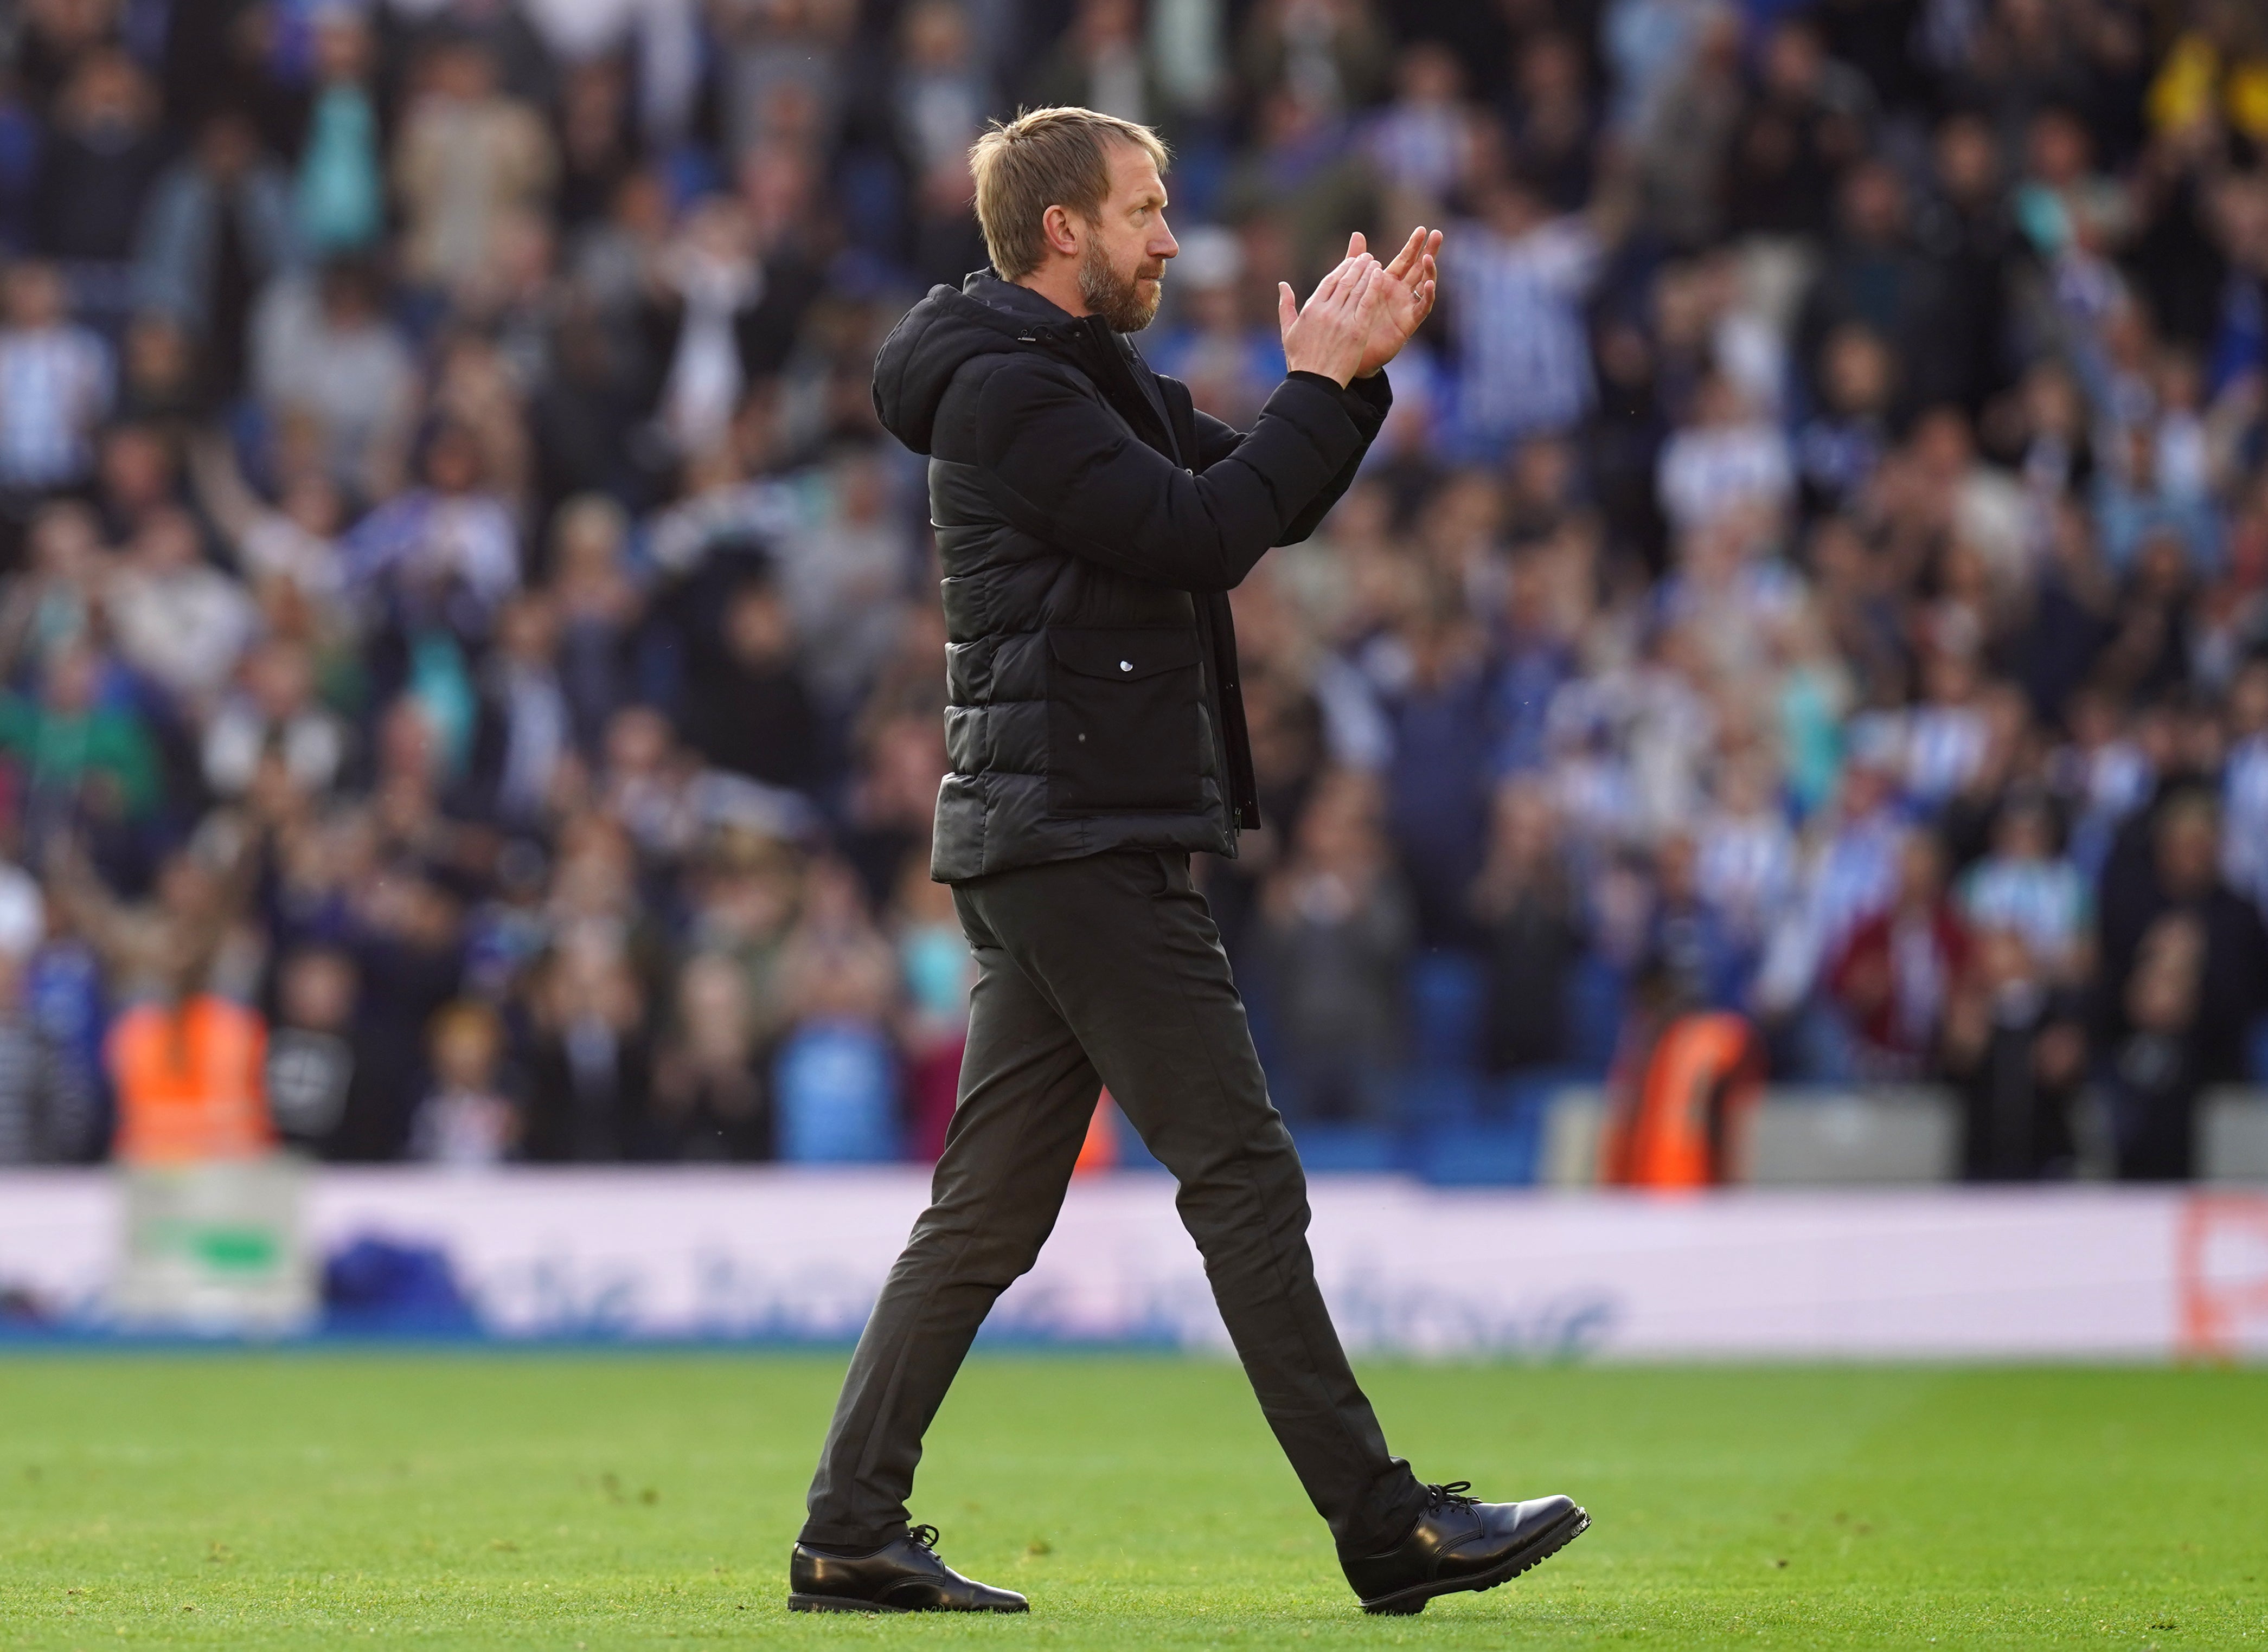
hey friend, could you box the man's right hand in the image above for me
[1278,254,1387,388]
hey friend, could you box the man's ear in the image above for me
[1040,204,1081,260]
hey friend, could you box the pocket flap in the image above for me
[1047,628,1201,682]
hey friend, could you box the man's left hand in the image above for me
[1346,226,1441,380]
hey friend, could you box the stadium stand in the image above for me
[0,0,2262,1187]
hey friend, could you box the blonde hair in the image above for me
[969,106,1169,281]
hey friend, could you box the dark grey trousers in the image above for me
[800,849,1427,1559]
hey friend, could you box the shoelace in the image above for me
[908,1524,941,1552]
[1423,1481,1479,1512]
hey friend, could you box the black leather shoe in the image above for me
[787,1524,1029,1614]
[1343,1482,1589,1615]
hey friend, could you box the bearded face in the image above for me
[1078,230,1165,333]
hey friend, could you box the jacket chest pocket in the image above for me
[1046,627,1205,814]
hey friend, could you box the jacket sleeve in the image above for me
[970,359,1389,592]
[1278,370,1389,545]
[1188,371,1389,548]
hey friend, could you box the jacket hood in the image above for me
[870,273,1081,457]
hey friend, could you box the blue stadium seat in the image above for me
[1393,1067,1484,1128]
[1411,1121,1537,1186]
[1406,950,1487,1073]
[1284,1121,1400,1173]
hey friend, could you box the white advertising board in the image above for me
[1,1169,2264,1360]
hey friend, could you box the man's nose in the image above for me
[1153,215,1179,260]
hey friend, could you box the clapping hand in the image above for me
[1345,226,1440,380]
[1277,253,1391,388]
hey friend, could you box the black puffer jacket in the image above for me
[873,272,1389,883]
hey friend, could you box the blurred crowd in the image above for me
[0,0,2263,1179]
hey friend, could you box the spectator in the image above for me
[1364,42,1487,222]
[1796,159,1956,413]
[1504,33,1597,215]
[75,828,270,1163]
[1473,781,1585,1079]
[107,972,270,1165]
[0,261,112,509]
[263,945,366,1156]
[294,7,385,258]
[716,0,853,163]
[203,638,348,801]
[410,999,517,1166]
[898,0,995,286]
[462,837,552,1004]
[344,422,522,626]
[772,857,899,1163]
[1725,16,1874,241]
[1219,89,1378,291]
[2013,106,2129,263]
[104,505,259,710]
[1256,770,1411,1123]
[1657,372,1794,541]
[336,858,466,1160]
[1825,829,1970,1080]
[2094,790,2268,1177]
[1373,573,1500,946]
[1903,647,1993,809]
[0,645,162,830]
[773,444,909,716]
[2102,903,2210,1182]
[554,58,638,235]
[0,500,103,679]
[1026,0,1161,128]
[1146,228,1284,430]
[522,930,652,1162]
[649,196,763,460]
[1920,111,2017,415]
[250,258,418,498]
[133,111,299,402]
[1633,3,1742,252]
[119,314,202,428]
[1602,0,1714,140]
[598,705,700,864]
[189,434,350,615]
[392,40,558,299]
[1444,169,1604,453]
[467,594,570,829]
[0,947,89,1162]
[33,50,166,267]
[2220,655,2268,912]
[1957,790,2093,984]
[1940,925,2084,1180]
[1236,0,1390,117]
[1644,830,1750,1012]
[1693,749,1797,978]
[651,950,771,1161]
[542,494,639,757]
[1796,324,1895,522]
[684,573,819,795]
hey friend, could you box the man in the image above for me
[788,106,1588,1618]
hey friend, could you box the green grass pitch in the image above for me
[0,1353,2262,1648]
